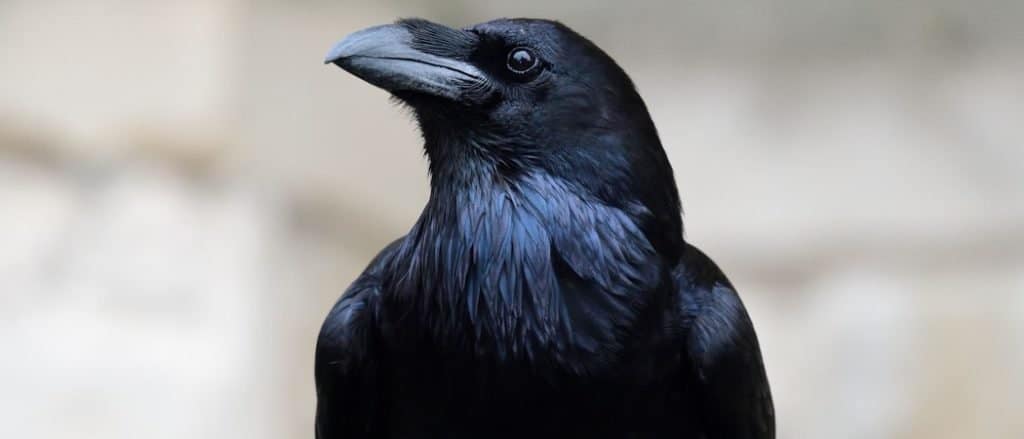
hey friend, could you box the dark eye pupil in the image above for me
[507,48,537,73]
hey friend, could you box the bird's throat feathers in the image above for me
[382,167,667,371]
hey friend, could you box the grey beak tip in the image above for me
[324,24,408,66]
[323,42,349,65]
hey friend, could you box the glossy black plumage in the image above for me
[317,18,774,438]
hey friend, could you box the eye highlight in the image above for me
[506,47,539,74]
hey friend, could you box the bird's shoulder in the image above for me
[672,242,775,438]
[314,239,404,438]
[316,238,403,372]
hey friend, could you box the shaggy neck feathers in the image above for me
[384,160,666,372]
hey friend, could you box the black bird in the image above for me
[317,18,774,438]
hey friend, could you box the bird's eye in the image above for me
[506,48,539,74]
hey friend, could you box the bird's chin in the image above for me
[390,90,485,117]
[390,90,449,105]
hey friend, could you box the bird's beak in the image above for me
[325,23,484,101]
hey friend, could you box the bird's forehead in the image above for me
[468,18,563,39]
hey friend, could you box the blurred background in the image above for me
[1,0,1022,438]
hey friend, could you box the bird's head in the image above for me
[327,18,683,255]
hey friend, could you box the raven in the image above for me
[317,18,774,438]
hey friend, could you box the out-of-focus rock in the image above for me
[0,1,1021,438]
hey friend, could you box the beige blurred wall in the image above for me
[1,1,1022,438]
